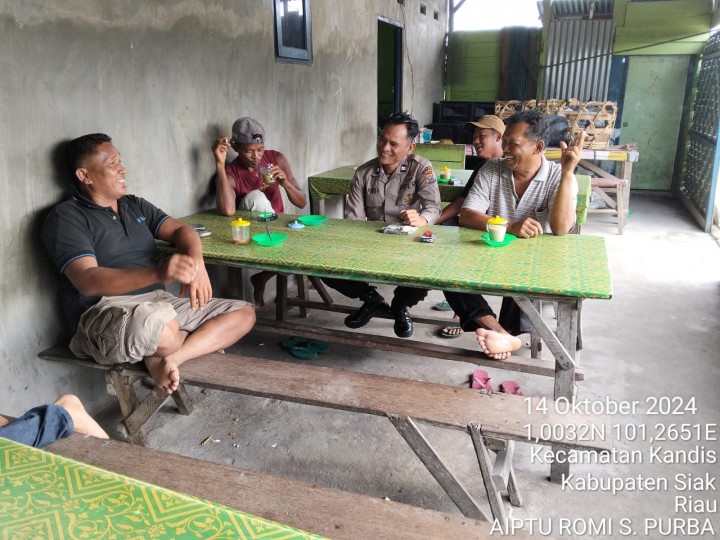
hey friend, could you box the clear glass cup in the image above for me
[260,165,275,184]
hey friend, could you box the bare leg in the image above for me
[146,305,256,395]
[54,394,109,439]
[474,315,522,360]
[250,271,275,307]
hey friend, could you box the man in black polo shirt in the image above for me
[42,133,256,395]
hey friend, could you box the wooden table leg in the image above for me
[619,160,632,219]
[296,275,308,318]
[276,273,289,322]
[311,197,325,216]
[550,300,579,483]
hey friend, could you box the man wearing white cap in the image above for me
[212,117,307,305]
[435,115,506,227]
[434,115,506,338]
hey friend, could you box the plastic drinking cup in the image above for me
[231,218,251,244]
[486,215,507,243]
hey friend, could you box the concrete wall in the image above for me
[0,0,446,415]
[619,55,690,191]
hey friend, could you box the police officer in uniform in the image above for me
[323,112,440,338]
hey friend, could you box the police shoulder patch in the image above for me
[423,165,437,185]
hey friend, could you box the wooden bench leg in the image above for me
[468,424,508,525]
[484,437,522,507]
[507,466,523,507]
[171,383,194,415]
[387,414,490,521]
[105,364,192,446]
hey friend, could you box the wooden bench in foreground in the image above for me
[40,344,612,524]
[48,434,511,540]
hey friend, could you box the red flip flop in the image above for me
[470,369,494,393]
[499,380,523,396]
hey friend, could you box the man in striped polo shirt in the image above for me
[444,110,585,360]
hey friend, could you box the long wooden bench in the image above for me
[40,344,612,525]
[270,279,585,381]
[47,434,511,540]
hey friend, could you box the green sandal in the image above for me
[284,336,331,354]
[280,339,318,359]
[432,301,453,312]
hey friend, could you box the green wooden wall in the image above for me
[614,0,712,55]
[446,31,500,101]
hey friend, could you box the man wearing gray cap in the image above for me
[212,117,307,305]
[213,117,306,215]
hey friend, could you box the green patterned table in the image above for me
[168,210,612,481]
[0,437,322,539]
[177,211,610,300]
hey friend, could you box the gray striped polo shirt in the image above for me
[462,156,577,233]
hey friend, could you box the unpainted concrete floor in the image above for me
[101,195,720,539]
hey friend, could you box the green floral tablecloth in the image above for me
[171,211,612,300]
[0,437,324,539]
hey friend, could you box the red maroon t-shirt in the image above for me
[225,149,284,213]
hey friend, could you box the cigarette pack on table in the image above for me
[381,224,418,235]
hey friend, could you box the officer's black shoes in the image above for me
[345,298,390,329]
[393,306,413,338]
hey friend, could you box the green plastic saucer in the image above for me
[481,232,517,247]
[252,233,288,246]
[298,215,328,226]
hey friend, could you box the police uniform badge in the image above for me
[423,165,437,185]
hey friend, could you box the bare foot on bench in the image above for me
[55,394,109,439]
[476,328,522,360]
[250,271,274,308]
[144,357,181,395]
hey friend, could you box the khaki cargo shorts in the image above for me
[70,290,249,365]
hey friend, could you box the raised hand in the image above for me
[212,136,230,164]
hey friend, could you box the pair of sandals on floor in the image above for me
[471,369,523,396]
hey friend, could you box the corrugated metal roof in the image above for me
[537,0,676,21]
[538,0,614,19]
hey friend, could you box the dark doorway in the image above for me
[377,19,402,128]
